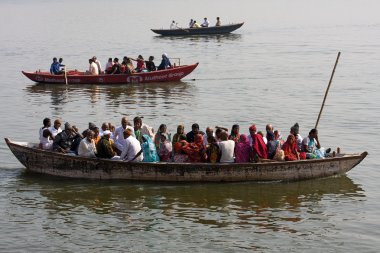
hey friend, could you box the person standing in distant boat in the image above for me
[215,17,221,26]
[201,17,209,27]
[189,19,194,28]
[157,53,172,70]
[92,56,102,74]
[170,20,177,29]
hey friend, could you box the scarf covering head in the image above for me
[183,134,205,162]
[291,123,300,135]
[252,133,268,159]
[249,124,257,132]
[282,134,298,161]
[235,134,251,162]
[141,134,160,162]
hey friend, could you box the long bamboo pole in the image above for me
[315,52,341,129]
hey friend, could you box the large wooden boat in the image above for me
[22,63,198,84]
[5,138,367,182]
[151,22,244,36]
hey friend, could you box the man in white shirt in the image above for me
[201,17,209,27]
[78,130,97,158]
[114,116,135,154]
[120,128,143,162]
[49,119,62,138]
[92,56,102,74]
[88,58,99,75]
[219,131,235,163]
[170,20,177,29]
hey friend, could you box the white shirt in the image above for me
[120,136,143,162]
[170,22,177,29]
[39,127,53,150]
[219,140,235,163]
[201,19,210,27]
[49,126,62,139]
[89,62,99,75]
[105,61,113,70]
[94,59,102,73]
[113,125,135,151]
[78,138,97,157]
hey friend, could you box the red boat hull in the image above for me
[22,63,198,84]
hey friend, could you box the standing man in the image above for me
[113,116,135,154]
[92,56,102,74]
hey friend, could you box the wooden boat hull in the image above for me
[22,63,198,84]
[151,23,244,36]
[5,138,367,182]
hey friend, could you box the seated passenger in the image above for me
[78,130,97,158]
[49,119,62,138]
[145,56,157,72]
[96,130,117,159]
[219,131,235,163]
[133,55,146,72]
[110,58,121,74]
[170,20,177,29]
[113,116,135,154]
[158,133,172,162]
[53,122,78,154]
[249,124,268,161]
[186,123,205,143]
[282,134,300,161]
[266,131,279,159]
[141,134,160,162]
[228,124,240,143]
[206,136,220,163]
[203,126,214,146]
[172,124,185,148]
[120,129,143,162]
[154,124,171,149]
[234,134,251,163]
[50,57,64,75]
[39,117,54,150]
[182,134,206,162]
[192,20,201,28]
[215,17,221,26]
[105,58,114,74]
[302,128,330,159]
[188,19,195,28]
[87,58,99,75]
[201,17,209,27]
[157,53,172,70]
[173,135,189,162]
[133,116,154,143]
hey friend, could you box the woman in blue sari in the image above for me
[141,134,160,162]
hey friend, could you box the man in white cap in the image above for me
[157,53,172,70]
[96,130,116,158]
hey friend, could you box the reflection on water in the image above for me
[24,81,194,110]
[152,33,243,43]
[12,173,364,235]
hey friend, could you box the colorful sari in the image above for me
[141,134,160,162]
[182,134,206,162]
[158,139,172,162]
[282,135,299,161]
[251,133,268,160]
[234,134,251,162]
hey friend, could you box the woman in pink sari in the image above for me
[234,134,251,162]
[282,134,300,161]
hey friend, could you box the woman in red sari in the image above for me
[182,134,206,162]
[282,134,300,161]
[249,124,268,162]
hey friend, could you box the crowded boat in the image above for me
[38,116,333,163]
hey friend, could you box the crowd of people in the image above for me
[49,54,173,76]
[170,17,221,29]
[38,117,332,163]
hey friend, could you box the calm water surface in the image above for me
[0,0,379,252]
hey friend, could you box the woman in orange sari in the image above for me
[182,134,206,162]
[282,134,300,161]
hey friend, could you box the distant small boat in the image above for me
[151,22,244,36]
[5,138,367,182]
[22,63,199,85]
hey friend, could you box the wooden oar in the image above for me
[315,52,341,129]
[64,66,68,85]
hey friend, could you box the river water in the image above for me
[0,0,379,252]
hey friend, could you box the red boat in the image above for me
[22,63,198,84]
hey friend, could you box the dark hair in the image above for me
[43,118,50,126]
[309,128,318,135]
[134,116,142,124]
[192,123,199,130]
[114,57,119,62]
